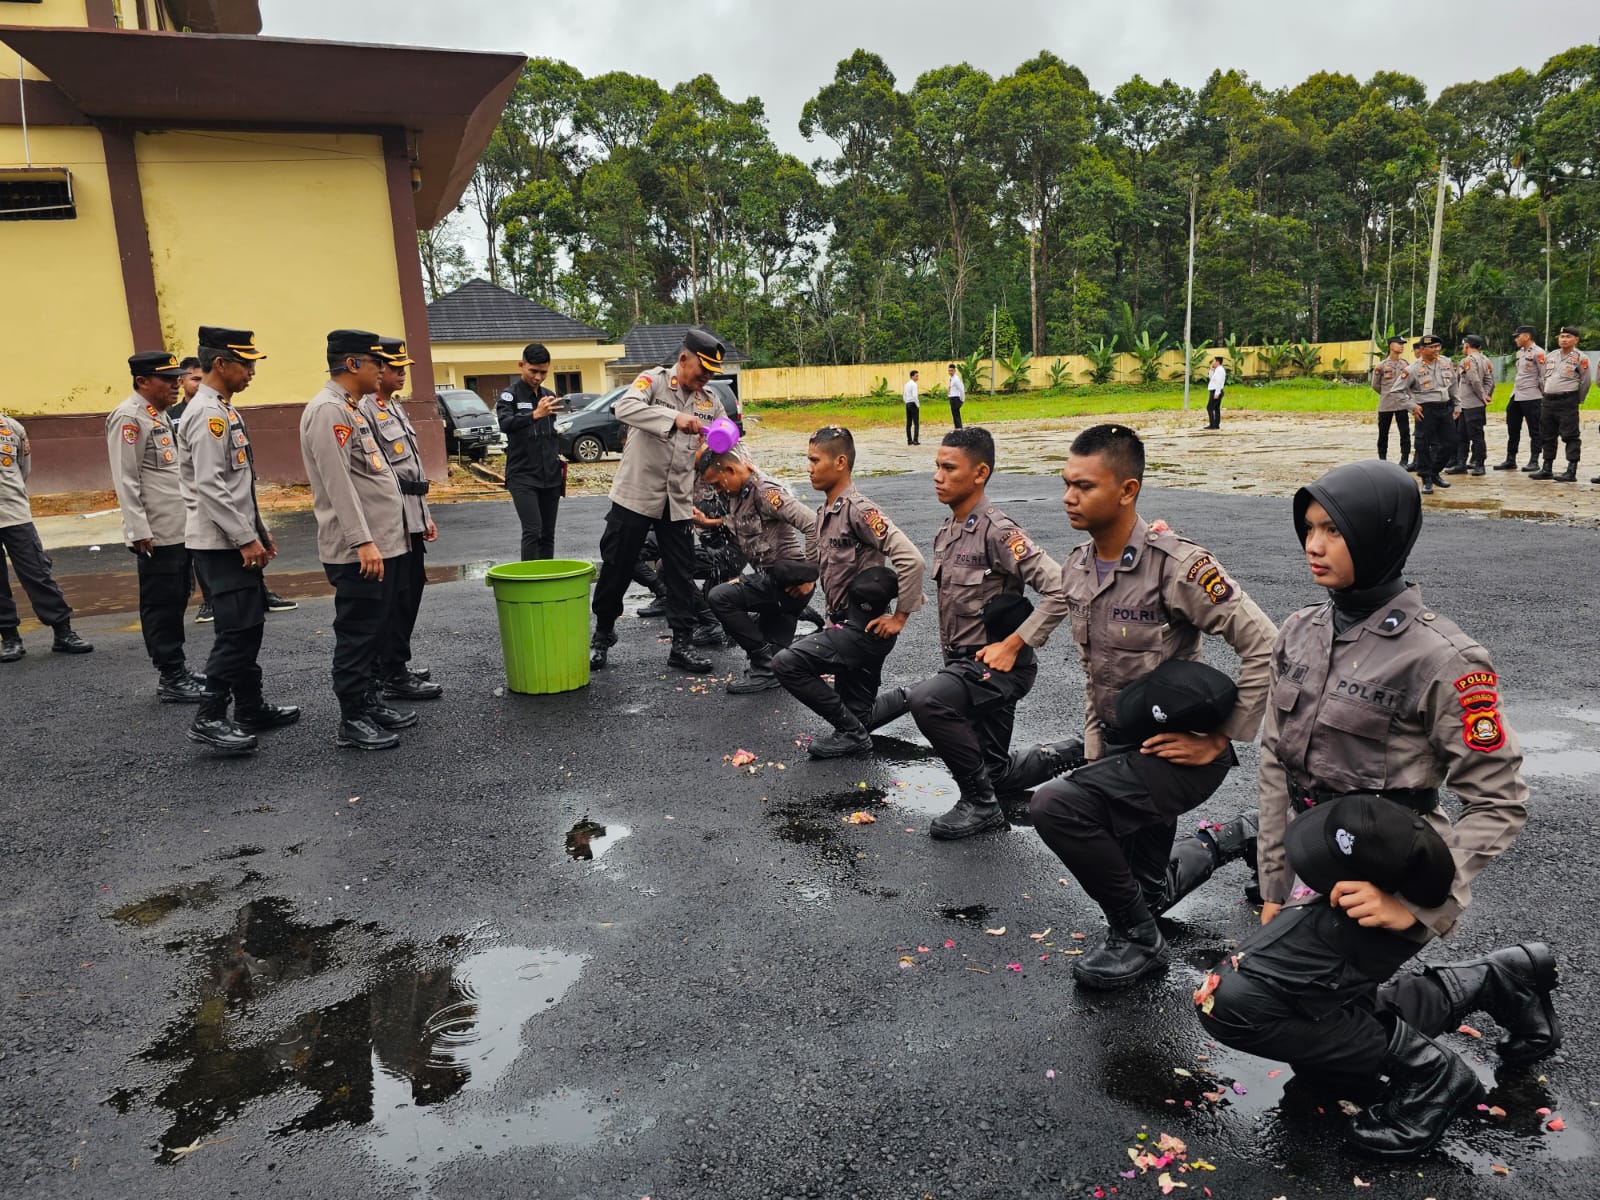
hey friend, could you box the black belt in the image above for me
[1286,774,1438,816]
[1543,390,1580,400]
[397,478,431,496]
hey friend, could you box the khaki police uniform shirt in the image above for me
[807,484,926,619]
[358,393,430,535]
[1388,356,1459,410]
[1257,585,1528,940]
[1061,517,1278,760]
[1541,348,1592,403]
[723,470,816,568]
[1371,357,1410,414]
[0,414,32,528]
[1452,352,1495,411]
[105,393,185,546]
[931,499,1069,652]
[178,386,268,550]
[1512,343,1546,400]
[300,381,408,564]
[610,367,727,521]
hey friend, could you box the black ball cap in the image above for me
[128,350,185,379]
[1114,658,1238,745]
[768,559,820,588]
[198,326,267,360]
[327,329,384,359]
[982,593,1034,642]
[683,327,725,372]
[845,565,898,622]
[1285,792,1455,909]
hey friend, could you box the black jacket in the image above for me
[496,379,562,489]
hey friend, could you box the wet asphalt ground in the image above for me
[3,474,1598,1200]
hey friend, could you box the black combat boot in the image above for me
[1420,477,1434,495]
[1,629,24,663]
[157,668,206,704]
[1529,460,1555,479]
[666,638,712,674]
[1521,451,1541,471]
[1492,456,1517,470]
[50,623,93,654]
[1346,1015,1485,1159]
[233,672,301,732]
[383,670,443,700]
[1553,463,1578,483]
[1469,464,1486,476]
[186,686,258,754]
[589,626,617,670]
[929,781,1006,840]
[728,643,781,694]
[806,718,873,759]
[993,738,1086,794]
[1425,943,1560,1067]
[407,664,432,681]
[1431,474,1450,488]
[336,707,399,751]
[363,683,418,730]
[1443,461,1468,475]
[864,685,910,730]
[1073,898,1170,989]
[691,621,727,648]
[799,603,826,629]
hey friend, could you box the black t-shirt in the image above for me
[496,378,562,488]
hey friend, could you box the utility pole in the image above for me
[1181,177,1197,412]
[990,304,997,395]
[1421,155,1447,336]
[1544,213,1553,348]
[1383,202,1394,334]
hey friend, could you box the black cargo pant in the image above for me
[134,542,191,672]
[1538,396,1581,465]
[192,549,265,700]
[1453,408,1487,468]
[1030,747,1234,917]
[908,650,1044,791]
[905,404,920,444]
[0,521,72,632]
[380,533,426,678]
[1206,389,1223,429]
[1196,903,1455,1086]
[1376,409,1410,462]
[707,569,809,653]
[510,484,561,561]
[772,621,896,732]
[1505,396,1542,461]
[592,502,697,639]
[324,556,403,718]
[1414,403,1456,478]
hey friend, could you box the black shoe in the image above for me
[1443,464,1467,475]
[1420,478,1434,495]
[383,673,444,700]
[799,604,826,629]
[407,665,433,682]
[157,670,207,703]
[1038,738,1086,778]
[1553,466,1578,483]
[667,643,713,673]
[194,603,214,623]
[1522,455,1541,471]
[234,701,302,732]
[590,628,616,670]
[187,695,258,754]
[365,702,418,731]
[1346,1016,1485,1159]
[636,597,668,618]
[0,634,23,664]
[728,646,780,694]
[1405,460,1422,473]
[1073,901,1170,990]
[50,625,93,654]
[1469,465,1486,476]
[1201,810,1259,865]
[337,715,400,750]
[1492,459,1517,470]
[264,591,298,612]
[1529,463,1554,479]
[1428,942,1560,1067]
[691,622,727,648]
[1431,475,1450,489]
[929,787,1006,840]
[864,685,910,731]
[1592,476,1600,485]
[806,725,873,758]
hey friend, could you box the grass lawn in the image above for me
[749,380,1514,432]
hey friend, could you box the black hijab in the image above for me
[1294,460,1422,631]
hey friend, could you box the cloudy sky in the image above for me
[262,0,1593,162]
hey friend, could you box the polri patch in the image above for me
[207,417,226,439]
[121,423,139,445]
[1007,532,1033,560]
[1197,565,1234,604]
[768,489,784,510]
[1462,706,1506,753]
[862,507,889,539]
[333,424,352,448]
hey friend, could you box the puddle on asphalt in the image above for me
[110,881,220,927]
[565,817,631,861]
[1515,728,1600,779]
[938,903,994,924]
[117,896,599,1179]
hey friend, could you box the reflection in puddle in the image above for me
[110,881,220,927]
[565,817,631,861]
[1516,728,1600,778]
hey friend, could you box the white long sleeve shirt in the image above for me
[903,380,919,406]
[1208,365,1227,392]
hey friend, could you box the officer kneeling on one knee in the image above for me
[1194,460,1557,1161]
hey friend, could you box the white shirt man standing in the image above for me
[1205,357,1227,430]
[947,364,965,430]
[903,370,921,445]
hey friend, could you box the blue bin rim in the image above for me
[484,559,595,585]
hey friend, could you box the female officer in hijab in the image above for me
[1192,460,1559,1159]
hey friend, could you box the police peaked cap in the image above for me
[767,559,820,588]
[1113,658,1238,745]
[845,566,899,622]
[198,326,267,360]
[129,350,185,379]
[1285,792,1455,908]
[378,336,415,366]
[682,327,725,372]
[327,329,385,359]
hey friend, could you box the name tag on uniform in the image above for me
[232,430,247,448]
[518,402,534,410]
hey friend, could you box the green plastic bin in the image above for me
[485,559,596,694]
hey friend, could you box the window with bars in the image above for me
[0,168,76,221]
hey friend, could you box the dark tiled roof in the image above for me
[607,324,751,368]
[426,278,609,343]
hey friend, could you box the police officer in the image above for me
[1444,334,1494,476]
[1529,325,1591,482]
[771,426,926,757]
[497,342,564,561]
[695,446,818,692]
[882,427,1083,840]
[0,414,92,662]
[105,350,204,700]
[1027,424,1277,989]
[589,329,729,674]
[1387,335,1458,495]
[178,327,297,752]
[358,337,443,701]
[300,330,415,750]
[1371,336,1411,467]
[1195,460,1557,1160]
[1499,325,1545,471]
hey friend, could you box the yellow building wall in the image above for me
[137,129,406,408]
[0,125,138,414]
[0,1,91,74]
[431,340,624,394]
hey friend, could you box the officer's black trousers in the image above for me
[134,543,191,672]
[1505,397,1542,460]
[1206,389,1223,429]
[772,623,896,731]
[0,521,72,632]
[1376,410,1410,462]
[1196,904,1454,1086]
[1538,397,1581,464]
[593,502,697,638]
[1454,408,1487,468]
[707,570,808,653]
[1029,749,1232,917]
[511,485,561,561]
[324,557,403,716]
[1414,403,1456,478]
[905,405,920,444]
[381,534,427,676]
[192,549,265,698]
[949,399,964,429]
[908,652,1037,789]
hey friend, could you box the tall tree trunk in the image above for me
[689,224,700,325]
[1310,223,1321,341]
